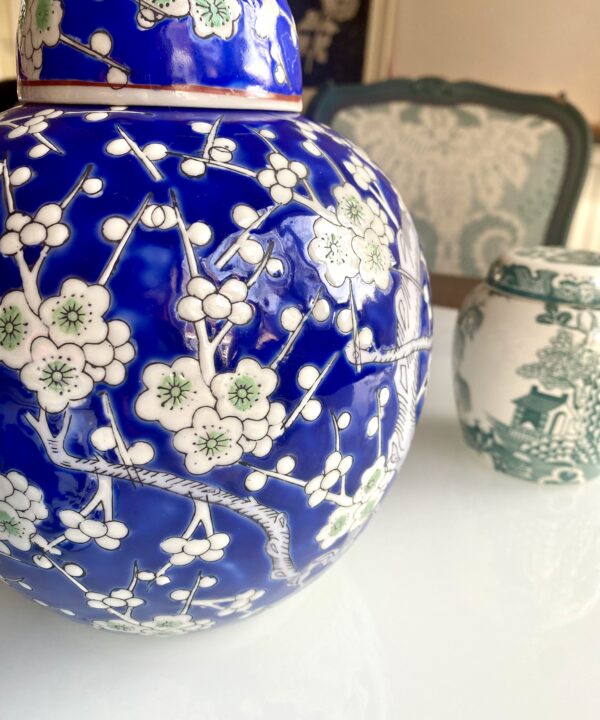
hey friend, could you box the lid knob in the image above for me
[17,0,303,111]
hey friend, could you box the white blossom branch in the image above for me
[59,33,130,74]
[347,335,433,365]
[1,157,14,213]
[114,125,163,181]
[240,460,352,507]
[25,410,300,583]
[215,204,277,270]
[97,193,152,286]
[202,116,222,159]
[283,352,339,430]
[170,190,215,383]
[271,288,322,371]
[209,240,274,351]
[32,132,63,156]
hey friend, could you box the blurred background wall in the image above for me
[0,0,19,81]
[392,0,600,127]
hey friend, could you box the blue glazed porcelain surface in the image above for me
[18,0,302,109]
[0,106,432,634]
[2,0,431,635]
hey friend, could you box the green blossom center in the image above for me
[40,360,75,392]
[358,500,377,521]
[228,375,260,411]
[364,468,382,492]
[158,373,193,410]
[0,509,21,537]
[53,298,87,336]
[322,232,348,265]
[156,619,181,629]
[330,514,349,536]
[196,430,231,458]
[194,0,231,27]
[0,305,27,351]
[341,196,365,225]
[35,0,53,31]
[364,242,386,272]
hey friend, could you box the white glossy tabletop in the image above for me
[2,306,600,720]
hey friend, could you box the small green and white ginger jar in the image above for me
[453,246,600,484]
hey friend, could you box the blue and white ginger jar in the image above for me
[0,0,432,635]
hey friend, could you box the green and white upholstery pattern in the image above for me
[310,79,591,278]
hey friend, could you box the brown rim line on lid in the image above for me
[19,80,304,112]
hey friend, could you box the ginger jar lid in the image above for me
[17,0,303,111]
[487,246,600,309]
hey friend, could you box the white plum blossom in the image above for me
[160,532,230,565]
[343,154,377,191]
[367,198,395,245]
[136,356,214,432]
[208,137,237,163]
[83,319,136,386]
[316,504,358,550]
[308,218,360,287]
[141,614,214,635]
[294,118,319,142]
[180,158,207,178]
[59,509,129,550]
[90,427,154,465]
[141,204,177,230]
[334,183,374,236]
[0,291,47,369]
[137,0,242,41]
[240,401,285,457]
[19,0,64,79]
[353,228,394,290]
[20,337,94,413]
[0,505,36,553]
[0,472,47,523]
[177,276,254,325]
[216,589,265,617]
[190,0,242,39]
[39,279,111,346]
[137,0,189,30]
[86,587,144,610]
[316,456,396,549]
[7,109,63,134]
[6,108,64,157]
[174,406,244,475]
[305,451,353,507]
[92,618,144,634]
[353,455,390,503]
[258,152,308,205]
[211,357,278,422]
[0,471,47,552]
[308,194,395,290]
[0,204,71,256]
[94,614,214,635]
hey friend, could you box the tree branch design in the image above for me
[25,410,299,583]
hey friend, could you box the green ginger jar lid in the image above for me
[487,246,600,310]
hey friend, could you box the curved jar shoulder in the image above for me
[0,104,432,633]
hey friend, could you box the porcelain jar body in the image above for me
[0,103,432,634]
[454,247,600,484]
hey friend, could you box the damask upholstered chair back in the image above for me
[309,78,592,277]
